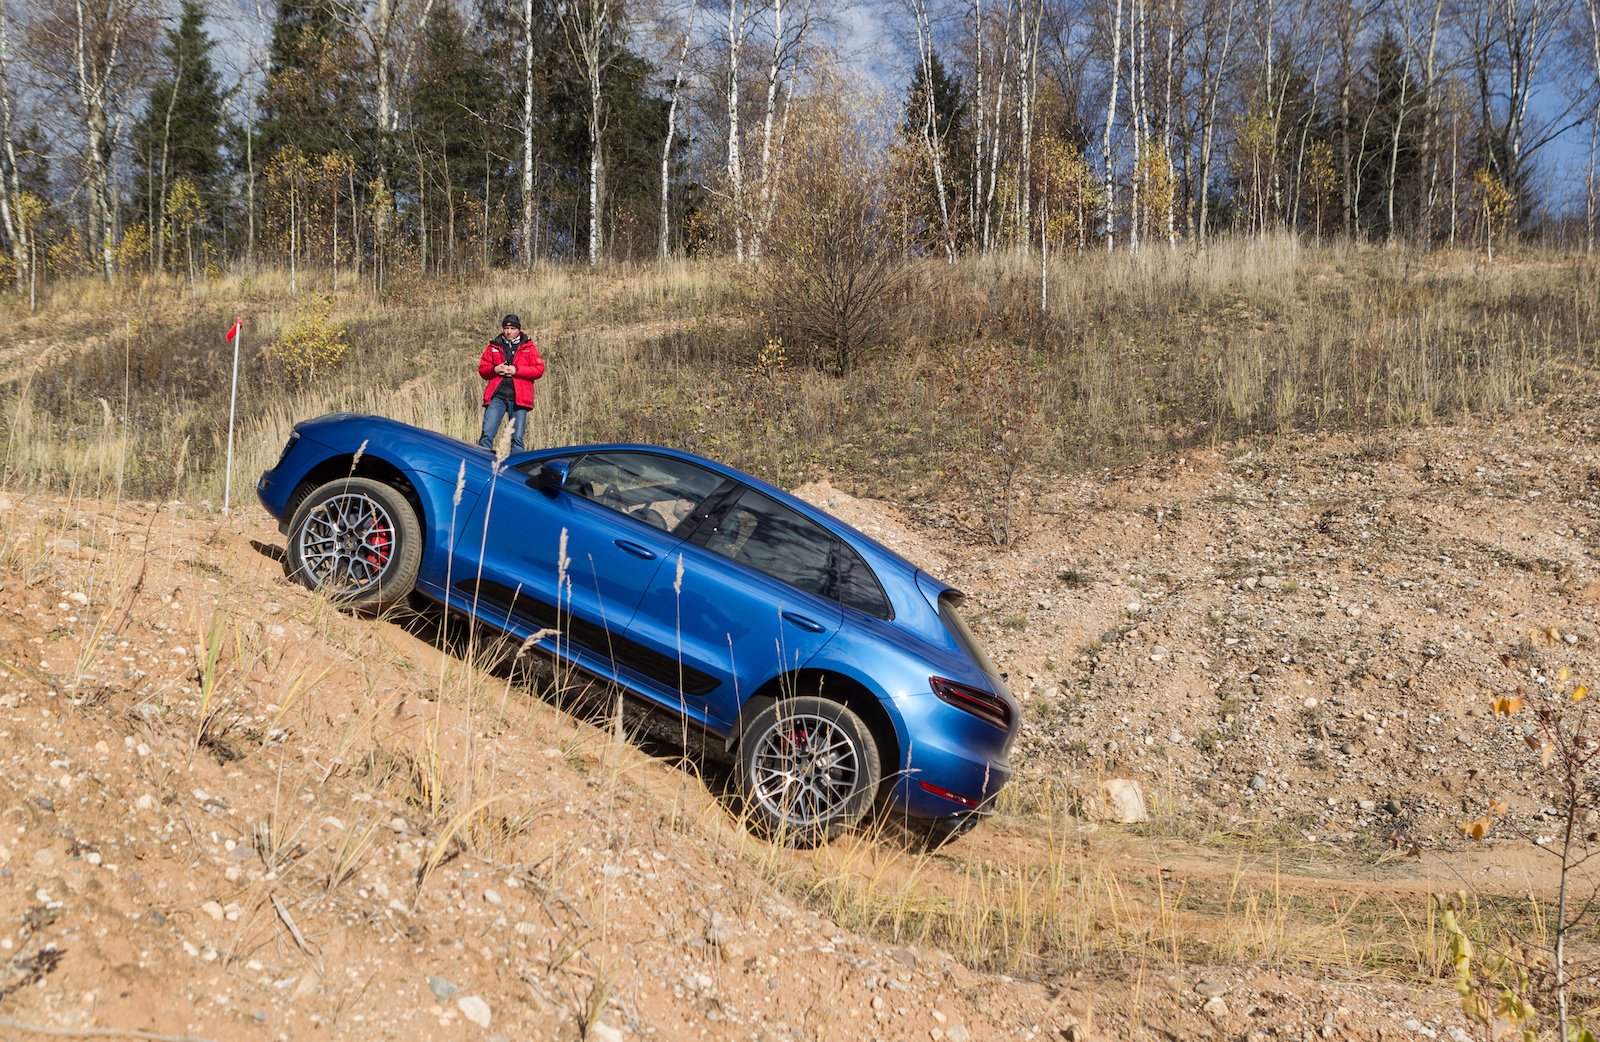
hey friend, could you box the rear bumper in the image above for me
[886,730,1012,821]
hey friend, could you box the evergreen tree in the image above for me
[131,0,229,249]
[256,0,369,164]
[407,3,503,269]
[1352,32,1428,241]
[900,52,970,251]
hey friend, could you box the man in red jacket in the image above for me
[478,314,546,453]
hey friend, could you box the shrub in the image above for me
[273,298,349,383]
[758,82,908,377]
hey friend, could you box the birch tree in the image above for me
[907,0,955,259]
[29,0,155,277]
[658,0,698,259]
[336,0,437,268]
[557,0,619,265]
[1583,0,1600,247]
[0,0,30,294]
[1101,0,1122,249]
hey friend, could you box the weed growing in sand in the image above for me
[1455,635,1600,1041]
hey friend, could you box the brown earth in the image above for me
[4,391,1599,1040]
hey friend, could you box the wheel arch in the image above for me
[732,668,904,799]
[287,453,431,544]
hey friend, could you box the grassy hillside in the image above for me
[3,239,1596,539]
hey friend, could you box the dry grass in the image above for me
[3,240,1596,514]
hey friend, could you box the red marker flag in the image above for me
[225,316,242,342]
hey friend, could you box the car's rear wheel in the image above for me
[737,696,881,846]
[285,477,421,613]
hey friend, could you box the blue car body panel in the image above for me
[258,414,1017,824]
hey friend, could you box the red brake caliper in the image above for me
[365,512,391,570]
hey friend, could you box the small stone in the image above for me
[136,794,157,812]
[229,845,256,862]
[427,976,461,1001]
[932,1010,947,1024]
[483,890,502,905]
[201,901,224,921]
[1203,996,1229,1018]
[946,1027,970,1042]
[1403,1020,1424,1032]
[589,1024,623,1042]
[457,996,491,1028]
[1195,979,1228,997]
[293,973,319,1000]
[1249,775,1267,792]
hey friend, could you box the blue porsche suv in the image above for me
[258,415,1017,845]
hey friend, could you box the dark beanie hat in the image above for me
[501,314,522,329]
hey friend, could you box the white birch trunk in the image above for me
[522,0,536,268]
[910,0,954,260]
[0,0,30,294]
[660,0,698,260]
[749,0,783,261]
[725,0,748,262]
[1102,0,1123,250]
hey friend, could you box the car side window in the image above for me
[561,452,725,534]
[833,540,891,618]
[701,488,832,598]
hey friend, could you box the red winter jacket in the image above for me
[478,335,546,407]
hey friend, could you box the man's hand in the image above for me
[496,364,515,376]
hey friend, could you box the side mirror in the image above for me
[531,458,571,494]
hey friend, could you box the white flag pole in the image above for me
[223,316,242,515]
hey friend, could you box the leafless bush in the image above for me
[758,87,908,377]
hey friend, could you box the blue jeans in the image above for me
[480,397,530,453]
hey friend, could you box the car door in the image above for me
[451,451,725,670]
[626,485,844,731]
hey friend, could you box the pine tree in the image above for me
[408,3,503,270]
[131,0,228,263]
[256,0,369,164]
[900,52,970,252]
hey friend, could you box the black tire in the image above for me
[737,696,881,847]
[284,477,422,614]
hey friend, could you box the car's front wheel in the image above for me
[285,477,421,613]
[737,696,881,846]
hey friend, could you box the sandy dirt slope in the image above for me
[5,398,1596,1039]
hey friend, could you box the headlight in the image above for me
[274,431,300,468]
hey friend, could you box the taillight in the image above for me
[930,676,1011,730]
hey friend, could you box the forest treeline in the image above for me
[0,0,1597,302]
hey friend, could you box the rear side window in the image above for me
[563,452,725,534]
[700,487,832,597]
[833,540,891,618]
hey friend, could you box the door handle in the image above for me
[781,611,826,634]
[614,540,657,560]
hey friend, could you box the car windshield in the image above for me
[562,451,726,534]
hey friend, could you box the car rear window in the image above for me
[938,590,1003,681]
